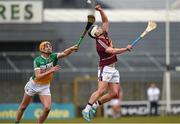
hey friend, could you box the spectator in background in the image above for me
[147,83,160,116]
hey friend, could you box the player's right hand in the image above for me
[51,65,61,73]
[95,5,103,11]
[126,44,133,51]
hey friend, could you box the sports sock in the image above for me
[92,100,101,109]
[84,103,92,112]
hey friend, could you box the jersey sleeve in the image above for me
[51,53,58,66]
[33,58,40,70]
[51,53,58,59]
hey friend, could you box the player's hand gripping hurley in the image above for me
[131,21,157,47]
[77,15,95,47]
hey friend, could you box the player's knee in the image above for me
[111,91,119,98]
[19,105,27,111]
[96,90,104,96]
[44,106,51,112]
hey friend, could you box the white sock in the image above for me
[92,101,100,109]
[84,104,92,112]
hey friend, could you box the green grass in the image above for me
[1,115,180,123]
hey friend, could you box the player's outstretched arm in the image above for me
[57,45,78,59]
[35,65,60,80]
[95,5,109,32]
[105,44,132,54]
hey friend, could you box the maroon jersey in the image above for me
[96,32,117,67]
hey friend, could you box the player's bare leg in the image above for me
[38,95,51,123]
[16,93,32,123]
[89,83,120,118]
[82,81,108,121]
[88,81,108,106]
[98,83,120,104]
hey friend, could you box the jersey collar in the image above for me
[41,55,50,59]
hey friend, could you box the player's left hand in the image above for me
[71,45,79,52]
[95,5,103,11]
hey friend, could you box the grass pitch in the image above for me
[1,115,180,123]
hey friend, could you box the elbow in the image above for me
[110,50,116,54]
[106,47,116,54]
[109,48,117,54]
[106,49,116,54]
[111,49,117,54]
[104,20,109,24]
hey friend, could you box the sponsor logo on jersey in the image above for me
[40,62,53,70]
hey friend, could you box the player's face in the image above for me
[150,83,156,88]
[44,43,52,54]
[95,27,104,37]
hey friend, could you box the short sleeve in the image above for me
[34,59,40,70]
[51,53,58,66]
[51,53,58,59]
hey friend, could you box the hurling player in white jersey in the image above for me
[15,41,78,123]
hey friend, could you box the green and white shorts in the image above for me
[24,78,51,96]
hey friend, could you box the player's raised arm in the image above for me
[95,5,109,32]
[105,44,133,54]
[57,45,78,59]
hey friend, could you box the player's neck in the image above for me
[98,34,105,38]
[41,53,50,58]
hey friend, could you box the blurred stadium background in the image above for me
[0,0,180,123]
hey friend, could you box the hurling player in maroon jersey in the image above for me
[82,5,132,122]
